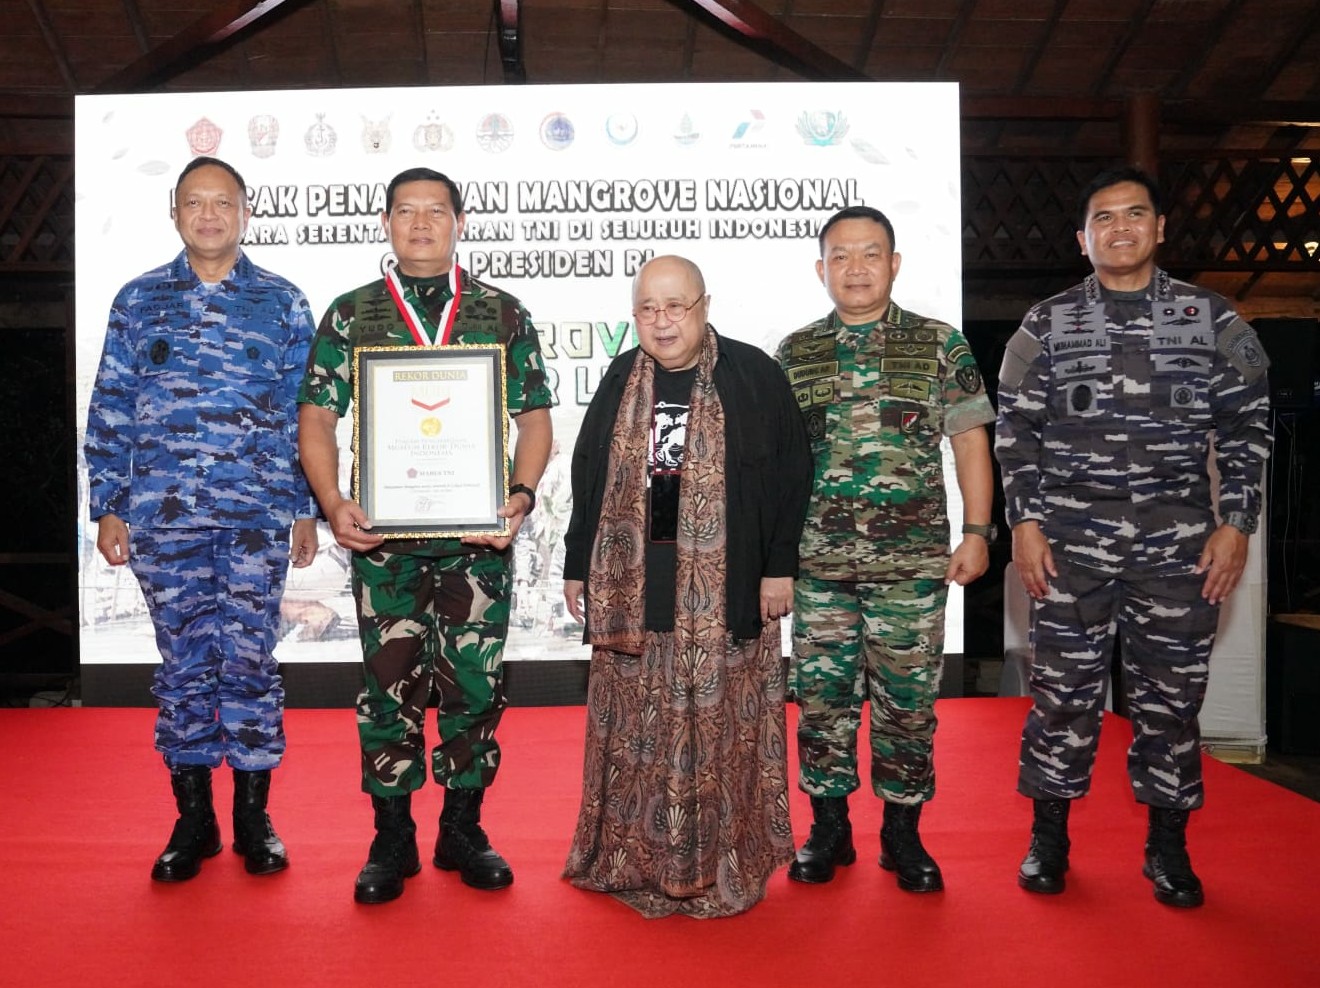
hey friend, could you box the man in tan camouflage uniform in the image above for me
[995,166,1271,908]
[777,206,996,892]
[298,167,553,904]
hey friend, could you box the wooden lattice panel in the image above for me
[0,154,73,272]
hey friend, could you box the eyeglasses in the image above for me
[633,296,706,325]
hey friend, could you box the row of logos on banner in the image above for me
[180,108,859,159]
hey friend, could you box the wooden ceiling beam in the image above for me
[1167,0,1247,99]
[497,0,526,84]
[119,0,151,54]
[852,0,887,74]
[1091,0,1157,97]
[669,0,868,80]
[24,0,77,91]
[91,0,313,94]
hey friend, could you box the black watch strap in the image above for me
[508,483,536,513]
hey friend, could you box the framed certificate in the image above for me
[352,345,510,539]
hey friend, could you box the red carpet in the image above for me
[1,698,1316,987]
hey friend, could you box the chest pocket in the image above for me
[1047,301,1111,418]
[205,331,282,380]
[1150,301,1214,418]
[878,326,941,437]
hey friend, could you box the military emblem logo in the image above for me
[304,113,338,157]
[361,116,392,154]
[247,115,279,159]
[1067,382,1094,413]
[149,339,170,366]
[413,114,455,152]
[186,117,222,157]
[956,365,983,394]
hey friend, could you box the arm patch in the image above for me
[1219,319,1270,385]
[998,328,1042,392]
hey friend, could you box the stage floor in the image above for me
[1,699,1317,987]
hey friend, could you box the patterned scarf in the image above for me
[587,326,728,656]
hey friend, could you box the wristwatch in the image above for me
[962,522,999,541]
[508,483,537,514]
[1221,510,1257,535]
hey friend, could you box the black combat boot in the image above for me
[1143,805,1204,908]
[353,793,421,904]
[788,795,856,884]
[231,769,288,875]
[1018,798,1071,894]
[434,788,514,890]
[879,801,944,893]
[151,766,223,882]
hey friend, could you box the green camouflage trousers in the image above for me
[351,547,511,796]
[791,576,947,804]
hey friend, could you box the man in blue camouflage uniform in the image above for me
[85,156,319,882]
[777,206,996,893]
[298,167,553,904]
[995,166,1272,908]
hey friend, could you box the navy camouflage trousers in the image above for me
[791,576,948,804]
[1019,555,1218,810]
[352,547,512,797]
[130,528,290,771]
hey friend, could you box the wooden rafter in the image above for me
[92,0,313,94]
[119,0,151,54]
[1253,3,1320,99]
[320,0,344,87]
[497,0,526,84]
[934,0,976,80]
[414,0,430,82]
[24,0,77,91]
[670,0,868,80]
[1091,0,1157,96]
[1166,0,1247,99]
[1011,0,1069,96]
[851,0,887,73]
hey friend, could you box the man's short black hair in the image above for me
[385,168,464,215]
[818,205,896,255]
[175,156,247,205]
[1076,166,1163,229]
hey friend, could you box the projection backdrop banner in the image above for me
[74,81,964,668]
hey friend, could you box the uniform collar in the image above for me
[170,248,252,288]
[1083,267,1173,305]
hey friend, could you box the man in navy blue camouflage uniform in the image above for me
[995,166,1272,908]
[85,156,319,882]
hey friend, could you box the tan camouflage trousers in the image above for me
[351,548,511,796]
[791,576,947,803]
[563,625,794,918]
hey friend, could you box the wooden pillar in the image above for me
[1123,93,1160,177]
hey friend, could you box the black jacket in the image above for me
[564,330,812,640]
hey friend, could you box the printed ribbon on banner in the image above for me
[385,262,463,346]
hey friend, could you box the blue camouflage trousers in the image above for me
[791,576,948,804]
[1019,556,1218,810]
[351,548,512,797]
[130,528,290,771]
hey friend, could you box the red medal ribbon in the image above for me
[385,261,463,346]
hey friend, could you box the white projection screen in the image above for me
[74,81,966,683]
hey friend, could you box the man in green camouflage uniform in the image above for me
[298,168,553,903]
[777,206,996,893]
